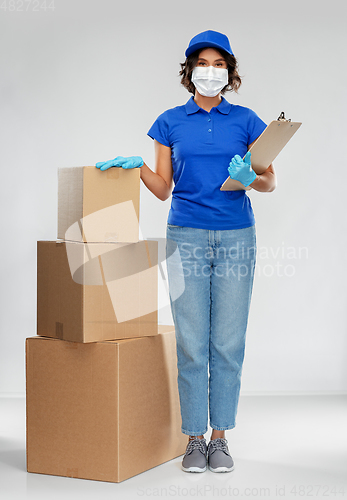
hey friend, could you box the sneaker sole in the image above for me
[208,464,235,473]
[182,464,207,473]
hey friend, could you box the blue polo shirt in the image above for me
[147,95,267,230]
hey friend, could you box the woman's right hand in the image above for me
[95,156,144,171]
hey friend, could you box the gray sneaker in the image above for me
[181,437,207,472]
[207,437,235,472]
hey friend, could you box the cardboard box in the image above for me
[37,239,158,343]
[26,326,186,483]
[58,166,140,243]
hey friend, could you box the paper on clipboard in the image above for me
[220,114,302,191]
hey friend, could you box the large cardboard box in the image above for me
[26,326,186,483]
[37,239,158,343]
[58,166,140,243]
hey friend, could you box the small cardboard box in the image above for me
[58,166,140,243]
[26,326,186,483]
[37,239,158,343]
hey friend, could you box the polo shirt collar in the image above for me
[185,95,232,115]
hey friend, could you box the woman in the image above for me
[96,30,276,474]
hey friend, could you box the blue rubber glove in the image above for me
[227,151,256,187]
[95,156,144,171]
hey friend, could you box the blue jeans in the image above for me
[165,224,257,436]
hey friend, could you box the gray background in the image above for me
[1,0,346,395]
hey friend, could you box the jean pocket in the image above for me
[167,224,183,228]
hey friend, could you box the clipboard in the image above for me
[220,112,302,191]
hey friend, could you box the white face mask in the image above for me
[191,66,229,97]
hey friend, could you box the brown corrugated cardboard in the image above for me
[58,166,140,243]
[26,326,186,483]
[37,239,158,342]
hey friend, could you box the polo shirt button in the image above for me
[208,129,212,132]
[208,117,211,122]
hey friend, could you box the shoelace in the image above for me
[185,438,207,456]
[208,437,230,455]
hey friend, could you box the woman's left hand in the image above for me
[228,151,257,187]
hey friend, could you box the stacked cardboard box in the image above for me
[26,166,186,482]
[38,166,158,343]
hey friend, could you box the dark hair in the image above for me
[179,47,242,95]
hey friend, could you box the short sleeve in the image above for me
[247,108,267,146]
[147,111,171,147]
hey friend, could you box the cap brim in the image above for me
[185,42,233,58]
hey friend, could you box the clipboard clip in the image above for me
[277,111,291,122]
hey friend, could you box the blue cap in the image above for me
[185,30,234,58]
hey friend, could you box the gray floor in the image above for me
[1,395,346,500]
